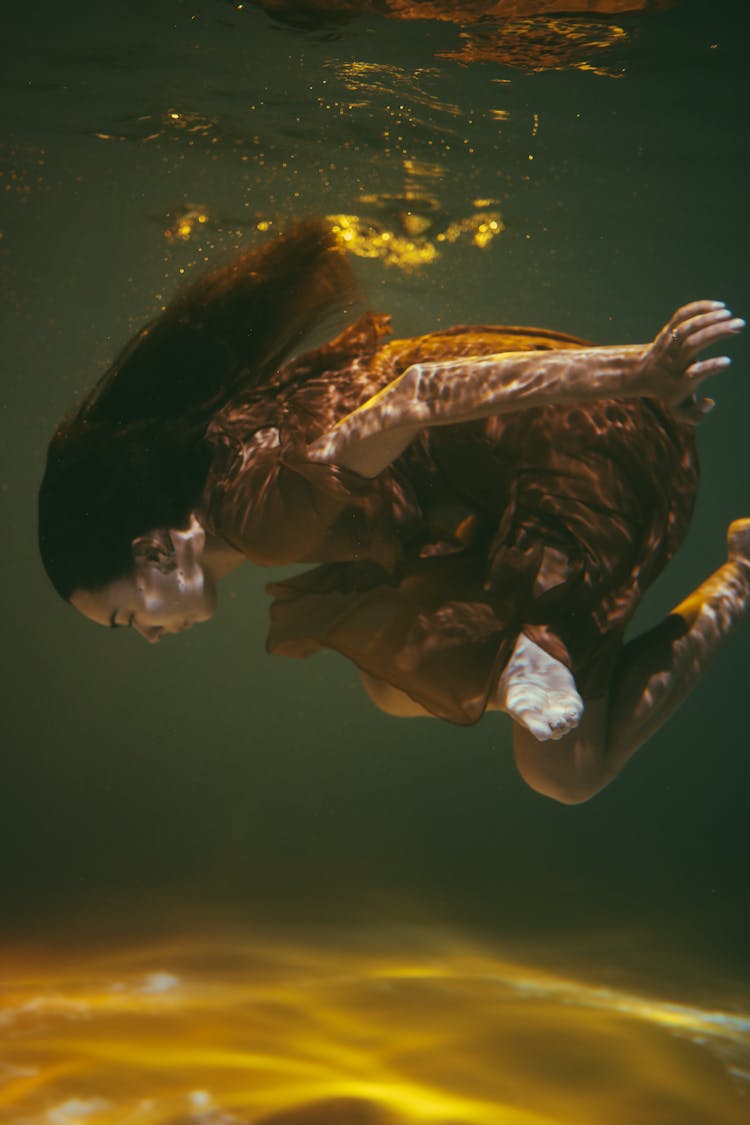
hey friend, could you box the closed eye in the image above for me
[110,610,136,629]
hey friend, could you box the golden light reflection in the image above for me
[436,17,629,76]
[156,202,503,282]
[91,109,262,158]
[163,205,211,243]
[256,0,675,24]
[329,214,439,270]
[329,210,503,270]
[334,61,462,119]
[2,931,748,1125]
[254,2,671,74]
[439,212,504,249]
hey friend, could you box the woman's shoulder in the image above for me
[274,311,394,386]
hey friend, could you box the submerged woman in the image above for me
[38,221,748,802]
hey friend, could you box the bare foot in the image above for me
[494,634,584,742]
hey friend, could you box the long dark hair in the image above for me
[38,220,358,600]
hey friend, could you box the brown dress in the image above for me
[200,312,698,725]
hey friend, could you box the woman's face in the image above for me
[70,525,217,643]
[71,567,217,643]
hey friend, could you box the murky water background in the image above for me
[2,1,749,1121]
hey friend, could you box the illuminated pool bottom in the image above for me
[2,931,748,1125]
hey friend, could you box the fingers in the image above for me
[673,393,715,425]
[671,306,731,343]
[684,355,732,380]
[675,307,733,336]
[670,299,727,327]
[669,304,743,359]
[680,315,745,356]
[671,332,739,422]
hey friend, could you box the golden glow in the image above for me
[436,17,629,76]
[437,210,505,249]
[93,107,253,154]
[334,61,462,118]
[402,158,443,180]
[163,205,212,243]
[329,214,439,270]
[2,931,748,1125]
[399,212,433,237]
[328,208,504,270]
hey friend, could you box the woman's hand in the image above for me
[639,300,744,421]
[308,299,746,476]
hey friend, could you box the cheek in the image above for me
[137,571,216,622]
[137,576,185,617]
[183,582,217,621]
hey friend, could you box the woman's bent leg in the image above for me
[360,670,434,717]
[513,519,750,804]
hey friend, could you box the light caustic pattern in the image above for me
[1,933,749,1125]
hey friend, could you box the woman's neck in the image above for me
[203,533,247,582]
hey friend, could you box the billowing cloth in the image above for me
[200,314,698,725]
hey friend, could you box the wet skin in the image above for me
[65,302,749,800]
[71,569,217,644]
[70,516,243,644]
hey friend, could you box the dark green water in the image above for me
[2,2,750,1121]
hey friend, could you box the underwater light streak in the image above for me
[1,932,749,1124]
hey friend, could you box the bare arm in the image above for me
[307,301,743,477]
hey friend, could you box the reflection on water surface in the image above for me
[250,0,671,74]
[3,931,748,1124]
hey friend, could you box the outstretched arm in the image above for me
[307,301,743,477]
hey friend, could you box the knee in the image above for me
[518,766,604,805]
[513,743,609,804]
[512,703,611,804]
[360,671,432,718]
[539,780,603,805]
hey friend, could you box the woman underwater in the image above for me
[38,220,748,803]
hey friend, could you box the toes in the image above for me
[518,711,559,742]
[520,714,577,743]
[514,692,583,742]
[547,691,584,723]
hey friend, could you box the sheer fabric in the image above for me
[200,315,698,724]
